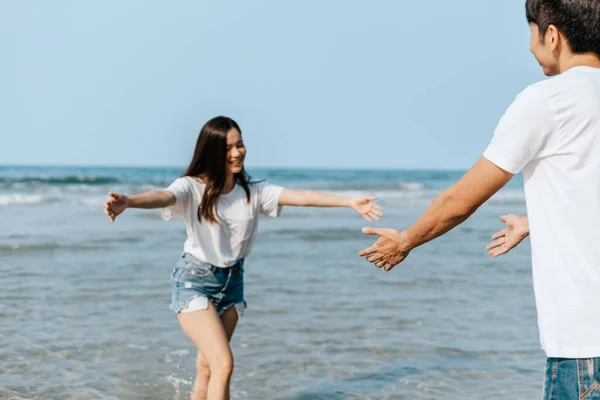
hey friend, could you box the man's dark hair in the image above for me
[526,0,600,57]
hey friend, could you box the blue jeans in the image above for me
[544,358,600,399]
[170,253,246,316]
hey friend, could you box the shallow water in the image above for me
[0,166,539,399]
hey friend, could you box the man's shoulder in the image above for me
[519,70,586,99]
[515,79,551,102]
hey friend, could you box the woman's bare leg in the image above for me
[219,306,238,399]
[178,302,236,400]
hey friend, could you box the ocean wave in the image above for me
[0,194,45,206]
[318,187,525,207]
[0,186,525,208]
[0,175,121,185]
[78,197,108,206]
[0,237,143,253]
[323,188,438,200]
[487,190,526,205]
[311,181,427,192]
[0,243,108,253]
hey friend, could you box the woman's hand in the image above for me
[348,196,383,222]
[104,192,129,222]
[103,190,176,223]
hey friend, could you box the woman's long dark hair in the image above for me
[183,116,251,224]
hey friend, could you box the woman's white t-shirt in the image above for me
[162,177,284,267]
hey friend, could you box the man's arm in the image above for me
[359,157,514,270]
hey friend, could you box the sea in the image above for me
[0,165,542,400]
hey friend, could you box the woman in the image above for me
[103,116,382,400]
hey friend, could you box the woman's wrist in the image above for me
[343,197,354,208]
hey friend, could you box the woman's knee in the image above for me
[210,354,234,378]
[196,357,211,378]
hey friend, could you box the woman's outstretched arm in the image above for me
[104,190,176,222]
[278,189,383,222]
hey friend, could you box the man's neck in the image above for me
[559,53,600,73]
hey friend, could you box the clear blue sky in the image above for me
[1,1,544,170]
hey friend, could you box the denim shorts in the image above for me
[170,253,246,316]
[543,357,600,399]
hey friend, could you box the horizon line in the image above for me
[0,162,470,172]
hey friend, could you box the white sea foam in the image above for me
[0,194,44,206]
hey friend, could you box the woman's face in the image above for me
[225,128,246,176]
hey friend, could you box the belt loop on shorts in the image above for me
[222,268,233,292]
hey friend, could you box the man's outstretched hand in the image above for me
[485,214,529,257]
[359,227,412,271]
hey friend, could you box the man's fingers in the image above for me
[366,253,381,263]
[485,238,505,251]
[376,260,386,268]
[489,249,503,257]
[491,230,506,241]
[500,215,508,223]
[489,246,508,257]
[372,204,383,211]
[359,245,377,257]
[366,196,377,201]
[362,227,382,236]
[384,262,396,271]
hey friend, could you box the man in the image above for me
[359,1,600,398]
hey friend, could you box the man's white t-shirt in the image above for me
[163,177,284,267]
[483,66,600,358]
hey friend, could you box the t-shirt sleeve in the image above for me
[258,182,284,217]
[483,84,557,174]
[162,177,193,220]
